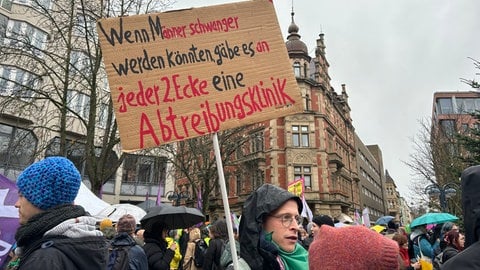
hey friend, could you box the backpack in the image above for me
[432,251,444,270]
[107,245,131,270]
[220,240,251,270]
[407,234,419,260]
[408,234,425,260]
[220,240,234,268]
[193,239,208,267]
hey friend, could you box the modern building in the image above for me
[354,134,387,224]
[429,91,479,213]
[432,91,480,144]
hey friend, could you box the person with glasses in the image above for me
[239,183,308,270]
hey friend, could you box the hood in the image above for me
[461,165,480,247]
[239,183,302,269]
[50,236,108,268]
[410,228,425,241]
[19,235,108,269]
[44,216,103,238]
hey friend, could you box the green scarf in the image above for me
[265,232,309,270]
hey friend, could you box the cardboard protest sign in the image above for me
[97,0,303,151]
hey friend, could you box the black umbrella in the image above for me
[140,204,205,230]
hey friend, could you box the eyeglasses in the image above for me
[269,214,303,228]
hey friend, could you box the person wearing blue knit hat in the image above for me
[13,156,108,270]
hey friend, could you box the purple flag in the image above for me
[0,174,19,266]
[156,185,163,206]
[197,187,202,212]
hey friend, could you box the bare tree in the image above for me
[405,118,463,215]
[150,125,258,216]
[460,57,480,89]
[406,58,480,217]
[0,0,174,195]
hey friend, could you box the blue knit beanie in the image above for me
[17,156,81,210]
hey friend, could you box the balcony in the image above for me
[328,152,344,169]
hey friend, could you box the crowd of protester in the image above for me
[4,156,480,269]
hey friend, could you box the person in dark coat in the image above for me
[142,222,177,270]
[239,183,308,270]
[441,230,464,264]
[177,228,190,270]
[109,214,148,270]
[12,157,108,269]
[203,219,228,270]
[442,165,480,269]
[310,214,334,238]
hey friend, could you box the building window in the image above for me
[98,103,109,128]
[75,13,96,39]
[437,98,453,114]
[251,132,264,153]
[235,142,244,159]
[439,119,456,137]
[304,94,311,111]
[35,0,51,9]
[12,0,50,9]
[456,98,476,113]
[5,19,47,55]
[292,125,309,147]
[67,89,90,119]
[251,169,264,190]
[70,50,91,77]
[0,65,37,98]
[0,14,8,42]
[236,173,242,195]
[294,166,312,188]
[121,154,167,195]
[0,0,12,11]
[0,123,37,172]
[293,62,301,78]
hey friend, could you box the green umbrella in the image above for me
[410,212,458,228]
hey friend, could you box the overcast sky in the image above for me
[173,0,480,199]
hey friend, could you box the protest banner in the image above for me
[0,174,19,266]
[97,0,303,151]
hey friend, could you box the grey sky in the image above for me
[174,0,480,198]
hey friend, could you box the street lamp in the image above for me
[166,190,190,206]
[424,183,458,212]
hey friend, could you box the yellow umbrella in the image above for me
[371,225,386,233]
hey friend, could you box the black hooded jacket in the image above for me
[18,235,108,269]
[239,184,302,270]
[442,165,480,269]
